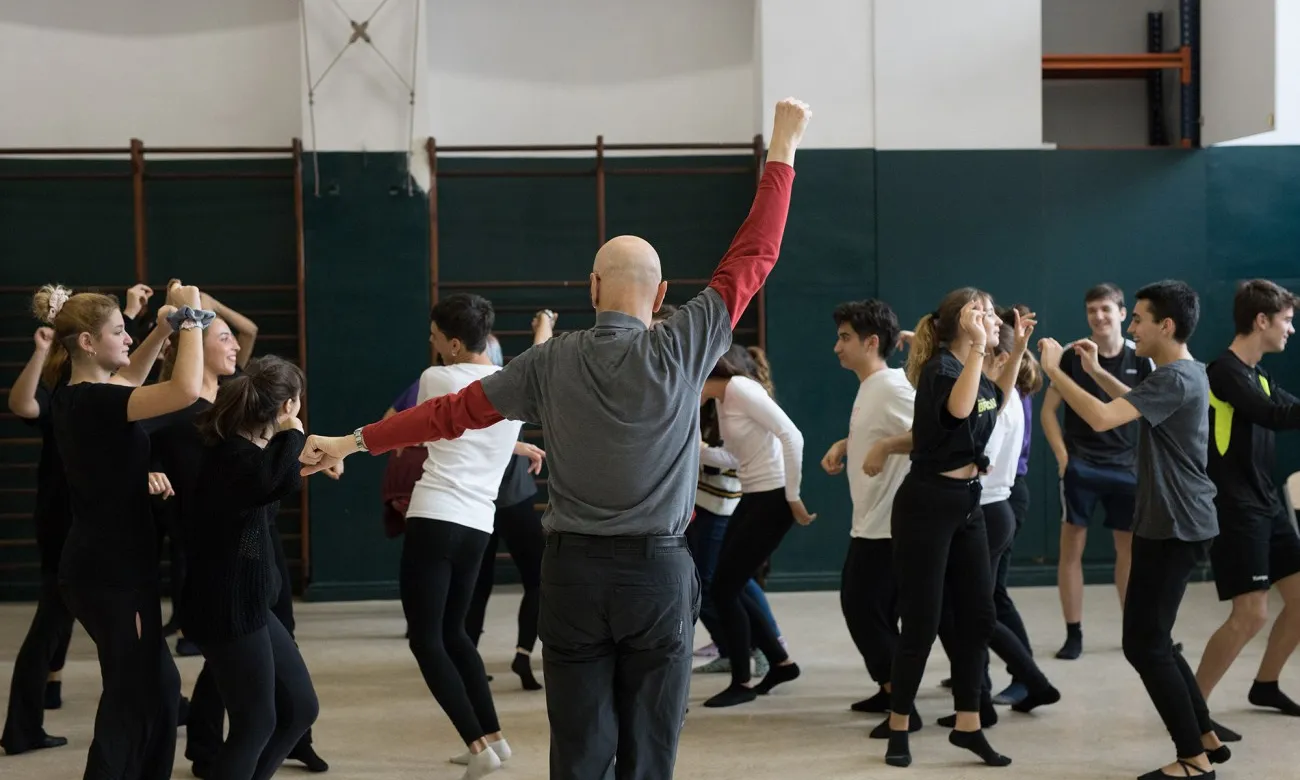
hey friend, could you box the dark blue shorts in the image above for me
[1060,458,1136,532]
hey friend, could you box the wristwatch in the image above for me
[352,427,368,453]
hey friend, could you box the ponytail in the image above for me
[905,314,939,388]
[746,346,775,397]
[195,355,305,443]
[1016,349,1044,396]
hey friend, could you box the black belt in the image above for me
[546,532,687,558]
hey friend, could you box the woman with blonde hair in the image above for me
[43,280,209,779]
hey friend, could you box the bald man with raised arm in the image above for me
[300,98,811,780]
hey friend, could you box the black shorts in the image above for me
[1060,458,1136,532]
[1210,507,1300,601]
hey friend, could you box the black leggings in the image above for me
[995,477,1034,671]
[195,614,319,780]
[1,570,75,753]
[62,583,181,780]
[1123,536,1213,759]
[711,488,794,686]
[186,520,316,767]
[841,537,897,686]
[465,497,544,652]
[402,516,501,744]
[889,472,995,715]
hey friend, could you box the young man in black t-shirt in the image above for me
[1041,283,1153,659]
[1195,280,1300,731]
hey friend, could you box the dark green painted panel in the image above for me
[302,152,430,599]
[763,150,876,588]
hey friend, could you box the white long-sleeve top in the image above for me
[698,375,804,501]
[980,387,1024,505]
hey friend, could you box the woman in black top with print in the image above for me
[884,288,1034,769]
[41,281,208,780]
[183,355,319,780]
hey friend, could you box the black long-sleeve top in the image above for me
[180,429,304,643]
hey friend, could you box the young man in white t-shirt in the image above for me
[821,299,916,719]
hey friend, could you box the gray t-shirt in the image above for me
[1123,359,1219,542]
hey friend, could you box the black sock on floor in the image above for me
[949,729,1012,767]
[754,662,800,694]
[1248,679,1300,715]
[289,744,330,773]
[43,681,61,710]
[1011,684,1061,713]
[852,687,891,713]
[870,709,922,739]
[1056,622,1082,660]
[1211,719,1242,742]
[703,683,758,708]
[512,652,542,691]
[885,731,911,767]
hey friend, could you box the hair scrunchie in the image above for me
[166,306,217,332]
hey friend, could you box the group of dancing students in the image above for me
[3,122,1300,780]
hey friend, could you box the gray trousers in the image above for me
[539,533,699,780]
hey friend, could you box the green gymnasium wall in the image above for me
[0,158,301,600]
[2,147,1298,601]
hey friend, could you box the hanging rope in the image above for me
[299,0,321,196]
[405,0,421,196]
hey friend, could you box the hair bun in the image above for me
[32,284,73,324]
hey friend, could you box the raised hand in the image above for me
[124,284,154,318]
[155,305,178,331]
[768,98,812,165]
[1038,337,1066,373]
[959,300,987,346]
[821,439,846,476]
[1013,308,1037,352]
[34,327,54,350]
[1068,337,1101,375]
[896,330,915,351]
[299,434,356,476]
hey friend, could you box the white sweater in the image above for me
[980,387,1024,505]
[699,376,804,501]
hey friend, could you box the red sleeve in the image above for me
[360,380,504,455]
[708,161,795,328]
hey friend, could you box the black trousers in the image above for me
[186,518,316,766]
[996,477,1034,674]
[1123,536,1213,759]
[402,516,501,745]
[539,533,698,780]
[62,582,181,780]
[890,472,995,715]
[1,570,75,753]
[465,497,545,652]
[194,614,319,780]
[711,489,793,686]
[840,537,897,686]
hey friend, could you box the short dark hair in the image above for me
[652,303,678,324]
[1233,279,1299,335]
[1135,280,1200,343]
[1085,283,1125,308]
[832,299,900,359]
[430,294,494,353]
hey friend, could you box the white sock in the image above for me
[461,747,502,780]
[450,738,512,766]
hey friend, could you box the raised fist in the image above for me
[34,327,54,350]
[772,98,812,148]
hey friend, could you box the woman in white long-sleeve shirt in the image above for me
[698,344,814,708]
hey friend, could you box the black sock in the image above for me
[702,683,758,708]
[1248,680,1300,715]
[1056,623,1082,660]
[289,744,330,773]
[43,681,62,710]
[949,729,1012,767]
[885,730,911,767]
[512,652,542,691]
[754,662,800,694]
[937,705,997,729]
[1211,719,1242,742]
[870,709,922,739]
[1011,684,1061,713]
[852,687,891,713]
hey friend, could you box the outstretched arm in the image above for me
[708,98,809,328]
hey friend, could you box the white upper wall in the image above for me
[1213,0,1298,146]
[757,0,874,149]
[0,0,301,149]
[873,0,1042,150]
[425,0,756,147]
